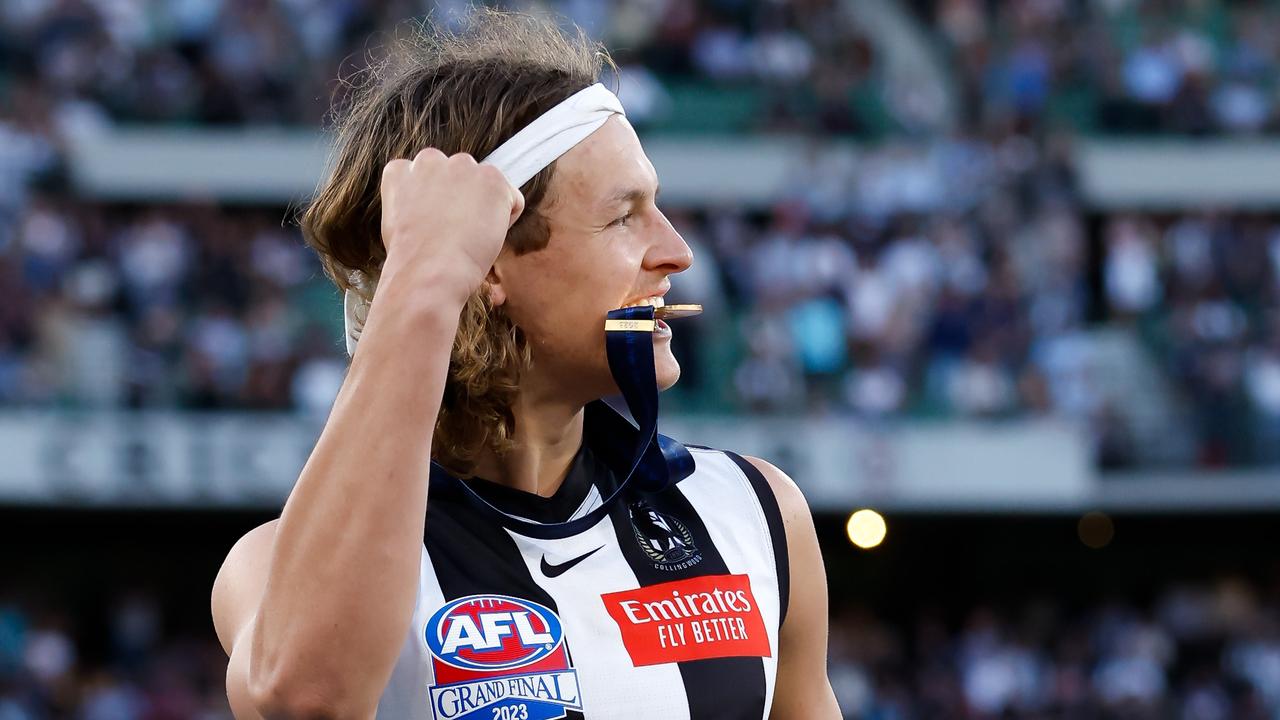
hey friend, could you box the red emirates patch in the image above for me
[602,574,771,666]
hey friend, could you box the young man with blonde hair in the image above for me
[212,11,839,719]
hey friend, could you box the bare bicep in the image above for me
[212,519,279,655]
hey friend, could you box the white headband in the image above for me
[343,83,625,355]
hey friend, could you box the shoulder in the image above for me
[211,518,279,655]
[682,446,813,534]
[737,454,823,626]
[738,455,812,526]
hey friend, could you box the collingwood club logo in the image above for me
[628,501,702,571]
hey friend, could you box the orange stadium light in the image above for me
[1077,511,1115,550]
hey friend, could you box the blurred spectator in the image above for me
[1105,216,1162,317]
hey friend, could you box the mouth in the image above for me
[619,296,672,337]
[620,296,667,312]
[615,297,701,339]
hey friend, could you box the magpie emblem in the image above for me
[628,500,702,571]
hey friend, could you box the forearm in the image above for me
[250,278,461,716]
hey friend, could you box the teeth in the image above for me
[622,297,665,309]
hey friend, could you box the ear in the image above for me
[485,255,508,307]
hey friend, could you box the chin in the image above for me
[656,356,682,392]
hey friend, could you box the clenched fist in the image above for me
[378,149,525,305]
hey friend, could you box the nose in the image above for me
[645,211,694,275]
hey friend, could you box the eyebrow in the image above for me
[605,183,661,208]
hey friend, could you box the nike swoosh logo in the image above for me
[540,545,605,578]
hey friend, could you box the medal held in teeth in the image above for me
[605,300,703,333]
[654,304,702,320]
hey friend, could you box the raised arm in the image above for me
[743,456,842,720]
[211,150,523,720]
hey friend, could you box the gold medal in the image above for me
[653,304,703,320]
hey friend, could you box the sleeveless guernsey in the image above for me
[374,444,789,720]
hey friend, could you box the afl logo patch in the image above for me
[425,595,582,720]
[426,595,562,671]
[629,501,703,572]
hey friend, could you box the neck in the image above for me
[472,380,586,497]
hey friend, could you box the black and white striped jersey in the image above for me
[374,443,790,720]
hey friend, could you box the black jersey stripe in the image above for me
[424,472,587,720]
[605,482,768,720]
[426,473,561,599]
[723,451,790,625]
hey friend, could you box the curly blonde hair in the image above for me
[300,10,612,475]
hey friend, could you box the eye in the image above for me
[609,212,634,228]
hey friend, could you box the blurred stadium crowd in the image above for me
[3,571,1280,719]
[923,0,1280,137]
[0,591,230,719]
[11,0,1280,135]
[827,572,1280,720]
[0,0,886,132]
[6,1,1280,466]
